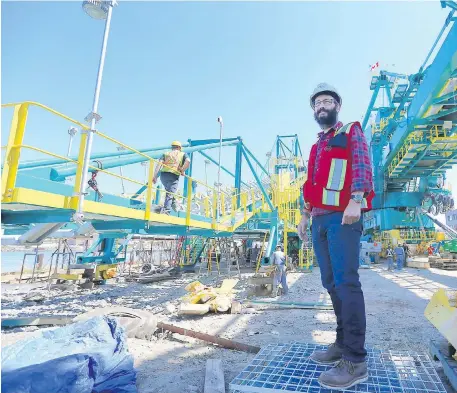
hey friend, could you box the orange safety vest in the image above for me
[303,121,374,212]
[162,150,185,176]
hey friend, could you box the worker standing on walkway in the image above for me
[403,243,410,258]
[297,83,374,390]
[153,141,191,214]
[386,246,394,271]
[395,244,406,271]
[271,245,288,296]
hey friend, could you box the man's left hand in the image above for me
[342,199,361,225]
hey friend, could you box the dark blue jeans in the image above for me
[311,212,367,363]
[160,171,179,212]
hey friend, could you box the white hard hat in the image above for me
[310,83,342,108]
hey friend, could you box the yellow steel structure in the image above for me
[425,289,457,359]
[1,101,304,240]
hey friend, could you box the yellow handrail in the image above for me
[1,101,305,230]
[2,101,90,130]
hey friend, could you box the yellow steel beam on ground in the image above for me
[424,289,457,351]
[52,273,82,281]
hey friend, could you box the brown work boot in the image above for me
[310,343,344,365]
[318,358,368,389]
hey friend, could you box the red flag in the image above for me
[370,62,379,71]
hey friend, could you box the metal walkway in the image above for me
[1,101,305,262]
[230,342,447,393]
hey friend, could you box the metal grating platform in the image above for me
[230,343,446,393]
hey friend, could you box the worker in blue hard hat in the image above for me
[153,141,191,214]
[298,83,374,390]
[394,244,406,271]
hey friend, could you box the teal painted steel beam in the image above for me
[235,139,243,207]
[265,216,278,260]
[243,144,271,178]
[49,140,239,181]
[409,22,457,123]
[294,136,299,179]
[188,137,239,146]
[432,90,457,104]
[384,19,457,170]
[420,8,455,72]
[241,147,275,211]
[279,139,292,154]
[424,107,457,121]
[362,84,381,131]
[277,134,298,138]
[17,144,187,170]
[198,149,249,187]
[297,139,303,157]
[441,1,457,11]
[430,149,457,175]
[183,138,193,198]
[385,83,394,108]
[131,184,147,199]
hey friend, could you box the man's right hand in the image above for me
[152,177,158,184]
[297,213,309,242]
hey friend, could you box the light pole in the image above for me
[66,127,79,184]
[74,0,117,223]
[67,127,78,157]
[216,116,223,222]
[266,151,272,175]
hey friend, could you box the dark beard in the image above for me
[314,108,338,127]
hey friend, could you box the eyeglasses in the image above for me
[314,99,336,109]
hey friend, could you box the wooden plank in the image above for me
[52,273,82,280]
[204,359,225,393]
[178,303,210,315]
[407,261,430,269]
[2,316,73,329]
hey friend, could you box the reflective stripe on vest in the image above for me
[322,189,340,206]
[326,158,347,191]
[334,122,353,136]
[162,150,185,175]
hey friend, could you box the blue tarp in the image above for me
[2,316,137,393]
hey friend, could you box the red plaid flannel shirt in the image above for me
[306,121,373,217]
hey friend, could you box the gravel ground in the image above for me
[2,263,457,392]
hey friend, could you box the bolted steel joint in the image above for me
[72,212,85,225]
[84,112,102,123]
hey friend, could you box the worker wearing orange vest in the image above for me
[297,83,374,390]
[153,141,190,214]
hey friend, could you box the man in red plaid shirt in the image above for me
[297,83,374,390]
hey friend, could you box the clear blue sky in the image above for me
[2,1,456,196]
